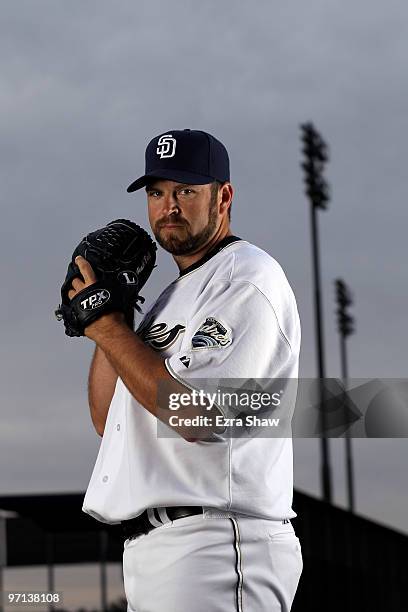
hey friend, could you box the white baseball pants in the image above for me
[123,509,303,612]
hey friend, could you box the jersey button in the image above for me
[116,424,120,431]
[102,475,109,483]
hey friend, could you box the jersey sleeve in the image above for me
[165,278,295,383]
[164,278,300,440]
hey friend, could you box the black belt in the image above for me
[122,506,203,542]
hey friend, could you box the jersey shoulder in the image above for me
[228,241,285,283]
[224,241,301,352]
[223,241,293,298]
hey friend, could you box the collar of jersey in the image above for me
[178,235,242,278]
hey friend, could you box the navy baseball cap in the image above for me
[126,129,230,192]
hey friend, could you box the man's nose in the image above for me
[161,191,180,214]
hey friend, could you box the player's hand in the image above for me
[68,255,125,337]
[68,256,97,300]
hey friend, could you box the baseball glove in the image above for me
[55,219,157,337]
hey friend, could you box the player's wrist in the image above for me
[85,311,126,340]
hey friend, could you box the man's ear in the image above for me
[219,183,233,215]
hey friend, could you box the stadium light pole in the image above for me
[335,278,356,513]
[300,121,333,504]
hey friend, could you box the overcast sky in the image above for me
[1,0,407,588]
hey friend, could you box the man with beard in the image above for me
[74,129,303,611]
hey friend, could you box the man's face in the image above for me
[146,180,219,255]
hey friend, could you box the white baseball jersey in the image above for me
[82,236,301,524]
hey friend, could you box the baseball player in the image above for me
[70,129,303,611]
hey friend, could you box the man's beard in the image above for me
[153,194,218,256]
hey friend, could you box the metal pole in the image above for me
[340,333,355,513]
[339,331,355,611]
[310,201,333,504]
[46,533,55,612]
[100,530,108,612]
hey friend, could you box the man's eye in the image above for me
[180,189,194,195]
[148,191,160,197]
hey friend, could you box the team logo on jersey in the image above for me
[179,356,190,368]
[80,290,110,310]
[156,134,176,159]
[137,317,185,350]
[191,317,232,350]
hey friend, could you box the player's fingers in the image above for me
[75,256,97,284]
[71,277,84,291]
